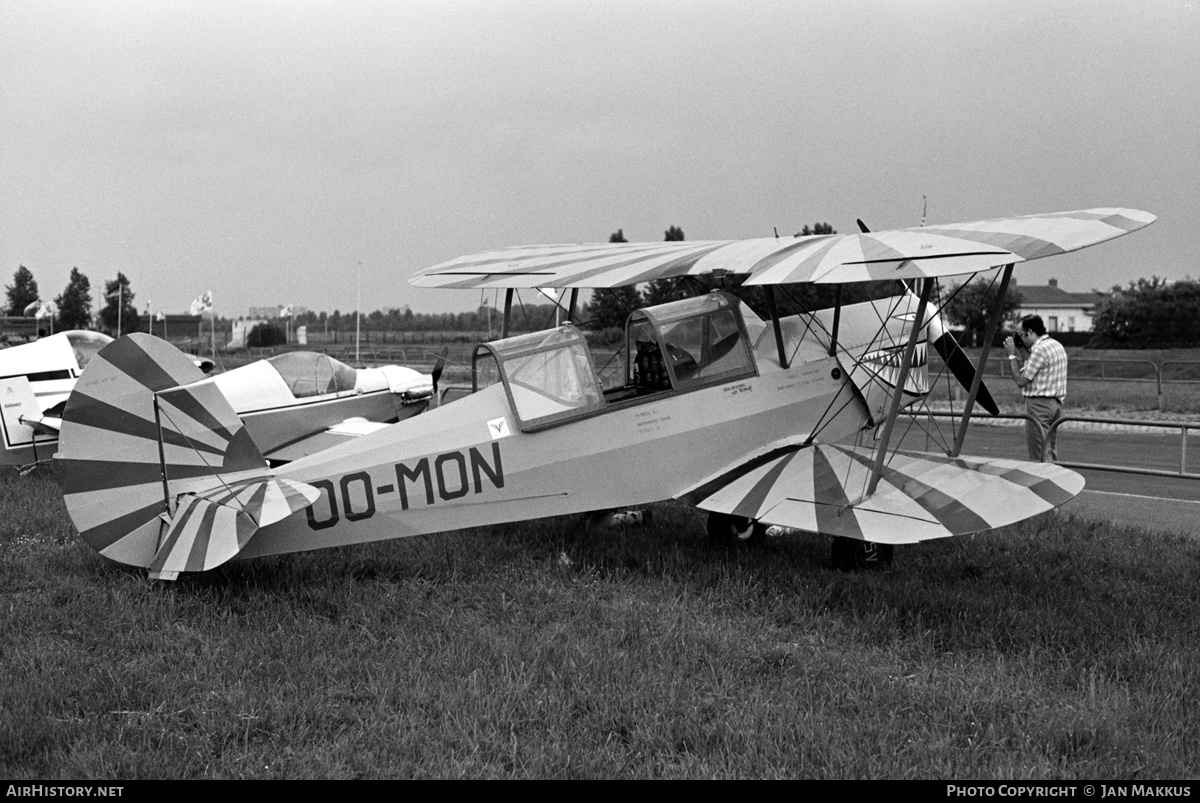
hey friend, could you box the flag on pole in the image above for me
[189,291,213,316]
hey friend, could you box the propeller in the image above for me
[858,217,999,416]
[925,314,1000,416]
[431,346,448,401]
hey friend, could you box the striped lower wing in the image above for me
[682,443,1084,544]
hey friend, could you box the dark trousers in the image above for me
[1024,396,1062,461]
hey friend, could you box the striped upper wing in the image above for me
[409,208,1154,290]
[410,240,737,290]
[681,443,1084,544]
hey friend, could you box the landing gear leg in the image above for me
[707,512,766,547]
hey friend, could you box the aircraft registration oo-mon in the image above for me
[53,208,1155,580]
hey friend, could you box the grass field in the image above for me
[3,470,1200,779]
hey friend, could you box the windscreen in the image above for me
[267,352,357,397]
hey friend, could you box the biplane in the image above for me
[2,333,436,468]
[53,208,1154,579]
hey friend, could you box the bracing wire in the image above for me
[155,396,259,517]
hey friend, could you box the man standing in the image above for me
[1004,315,1068,461]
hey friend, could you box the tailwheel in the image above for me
[707,512,766,547]
[831,536,894,571]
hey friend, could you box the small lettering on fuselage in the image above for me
[305,442,504,530]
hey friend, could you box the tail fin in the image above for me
[57,334,318,579]
[0,376,55,468]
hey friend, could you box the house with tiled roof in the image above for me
[1011,278,1105,333]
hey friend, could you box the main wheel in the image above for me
[707,512,766,546]
[830,536,894,571]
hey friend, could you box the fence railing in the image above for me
[1048,415,1197,480]
[929,411,1199,480]
[929,357,1200,410]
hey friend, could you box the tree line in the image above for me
[5,265,140,333]
[1089,277,1200,348]
[10,255,1196,348]
[3,264,563,338]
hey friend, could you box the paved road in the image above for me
[885,417,1199,536]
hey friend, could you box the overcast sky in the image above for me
[3,0,1197,317]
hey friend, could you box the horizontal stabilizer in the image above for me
[264,418,392,463]
[379,364,435,403]
[21,413,63,435]
[150,476,320,581]
[682,443,1084,544]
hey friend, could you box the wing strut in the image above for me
[152,392,172,519]
[828,285,843,356]
[567,288,579,324]
[863,278,933,498]
[501,289,514,338]
[763,286,789,369]
[951,264,1014,457]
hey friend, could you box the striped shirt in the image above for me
[1021,335,1068,400]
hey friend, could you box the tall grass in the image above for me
[3,472,1200,779]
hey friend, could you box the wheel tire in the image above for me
[707,512,766,547]
[831,536,894,571]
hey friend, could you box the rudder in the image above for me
[57,334,317,578]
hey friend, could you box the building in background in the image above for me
[249,306,308,320]
[1011,278,1105,333]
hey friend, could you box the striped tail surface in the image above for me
[148,471,319,580]
[57,334,318,579]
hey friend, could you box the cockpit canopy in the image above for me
[473,291,758,432]
[267,352,358,398]
[65,330,113,372]
[474,326,604,431]
[624,292,757,392]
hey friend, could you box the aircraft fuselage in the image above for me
[242,335,866,559]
